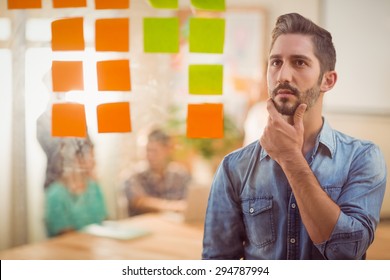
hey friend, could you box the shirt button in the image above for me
[290,238,296,244]
[249,207,254,214]
[291,203,296,209]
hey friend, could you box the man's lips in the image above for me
[276,89,296,98]
[277,89,294,95]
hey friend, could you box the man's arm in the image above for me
[278,152,340,243]
[202,158,246,259]
[260,99,340,244]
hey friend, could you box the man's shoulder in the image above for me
[332,128,379,151]
[331,128,385,168]
[129,162,150,177]
[221,141,261,170]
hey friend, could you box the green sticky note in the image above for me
[147,0,178,9]
[144,17,179,53]
[189,18,225,53]
[191,0,225,11]
[189,65,223,95]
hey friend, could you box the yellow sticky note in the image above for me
[189,65,223,95]
[187,103,224,138]
[95,0,129,9]
[97,102,132,133]
[144,17,179,53]
[95,18,129,52]
[97,60,131,91]
[52,61,84,92]
[189,18,225,53]
[8,0,41,9]
[190,0,225,11]
[51,17,85,51]
[147,0,178,9]
[53,0,86,8]
[52,103,87,138]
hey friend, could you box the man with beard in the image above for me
[202,13,387,259]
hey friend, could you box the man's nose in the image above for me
[277,64,293,84]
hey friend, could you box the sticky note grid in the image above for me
[11,0,227,139]
[48,2,132,137]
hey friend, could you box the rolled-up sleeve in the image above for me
[315,144,387,259]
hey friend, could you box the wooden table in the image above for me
[0,213,204,260]
[2,213,388,260]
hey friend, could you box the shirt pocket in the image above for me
[241,197,275,248]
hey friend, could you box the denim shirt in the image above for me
[202,119,387,259]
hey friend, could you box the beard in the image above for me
[269,82,321,116]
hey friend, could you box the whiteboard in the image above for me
[322,0,390,114]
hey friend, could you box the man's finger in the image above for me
[293,103,307,126]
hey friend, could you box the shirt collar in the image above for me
[259,117,336,161]
[318,118,335,158]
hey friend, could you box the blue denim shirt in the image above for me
[202,119,387,259]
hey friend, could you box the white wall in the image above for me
[227,0,321,39]
[323,0,390,113]
[0,50,12,250]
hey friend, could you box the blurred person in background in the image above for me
[45,138,107,237]
[124,128,191,216]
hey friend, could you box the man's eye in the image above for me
[271,60,282,67]
[295,60,307,67]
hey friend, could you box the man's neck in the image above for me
[302,116,323,155]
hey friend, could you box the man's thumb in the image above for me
[294,103,307,126]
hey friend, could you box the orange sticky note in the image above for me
[95,18,129,52]
[97,60,131,91]
[52,61,84,92]
[97,102,132,133]
[95,0,129,9]
[187,103,224,138]
[51,17,85,51]
[53,0,86,8]
[52,103,87,138]
[8,0,41,9]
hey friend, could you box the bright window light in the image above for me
[0,18,11,40]
[26,19,52,42]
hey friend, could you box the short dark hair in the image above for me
[148,129,171,146]
[270,13,336,75]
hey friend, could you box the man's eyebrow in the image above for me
[269,54,281,60]
[269,54,313,62]
[290,54,312,62]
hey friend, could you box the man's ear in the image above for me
[320,70,337,92]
